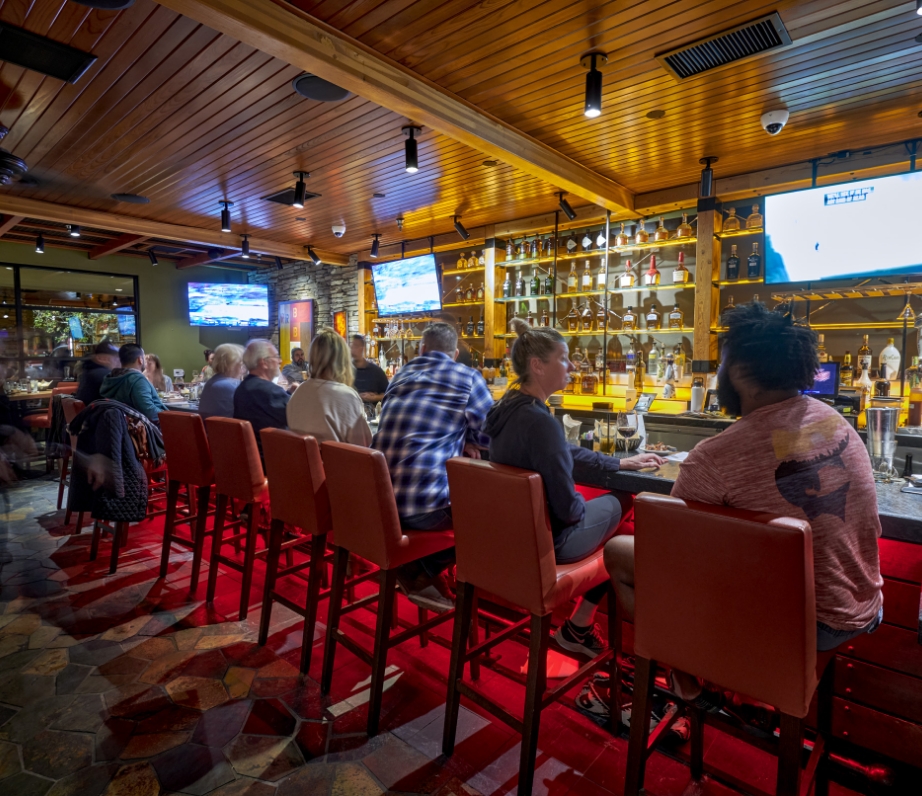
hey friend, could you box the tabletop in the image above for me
[6,391,54,402]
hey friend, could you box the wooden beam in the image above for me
[154,0,634,215]
[175,248,239,270]
[0,215,24,237]
[89,233,148,260]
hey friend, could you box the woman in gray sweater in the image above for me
[198,343,245,420]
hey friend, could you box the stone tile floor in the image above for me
[0,474,867,795]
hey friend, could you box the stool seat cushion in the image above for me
[24,414,51,429]
[545,551,609,614]
[389,529,455,570]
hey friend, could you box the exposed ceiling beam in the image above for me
[154,0,634,215]
[0,195,349,266]
[0,215,24,237]
[175,248,239,270]
[89,233,149,260]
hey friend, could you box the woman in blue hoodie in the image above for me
[484,318,664,658]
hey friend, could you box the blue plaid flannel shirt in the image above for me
[373,351,493,517]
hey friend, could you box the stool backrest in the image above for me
[160,411,214,487]
[204,417,266,503]
[262,428,331,535]
[60,397,85,448]
[634,492,816,718]
[321,441,404,568]
[446,458,556,617]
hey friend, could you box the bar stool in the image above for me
[442,458,620,796]
[60,397,85,530]
[320,441,456,737]
[625,493,831,796]
[158,411,215,594]
[204,417,269,621]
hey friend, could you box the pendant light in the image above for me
[241,234,250,258]
[452,215,470,240]
[307,247,322,266]
[580,52,608,119]
[219,200,234,232]
[698,157,718,198]
[148,248,158,266]
[370,234,380,258]
[68,224,81,237]
[35,233,44,253]
[292,171,309,208]
[275,257,284,270]
[402,126,421,173]
[557,192,577,221]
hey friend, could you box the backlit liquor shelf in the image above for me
[496,328,694,339]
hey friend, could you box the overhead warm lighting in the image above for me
[219,199,234,233]
[580,52,607,119]
[68,224,81,237]
[292,171,308,208]
[148,249,158,266]
[402,125,421,173]
[370,234,380,258]
[699,156,718,198]
[274,257,283,270]
[557,192,577,220]
[241,234,250,259]
[307,247,322,266]
[452,215,470,240]
[917,0,922,15]
[35,233,44,253]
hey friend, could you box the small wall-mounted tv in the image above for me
[116,313,136,336]
[372,254,442,317]
[188,283,269,327]
[765,171,922,284]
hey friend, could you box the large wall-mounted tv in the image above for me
[372,254,442,317]
[765,171,922,284]
[188,283,269,327]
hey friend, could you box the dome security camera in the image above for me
[332,222,346,238]
[761,109,789,136]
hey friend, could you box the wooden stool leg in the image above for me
[238,504,260,621]
[321,546,349,694]
[368,567,398,737]
[689,704,705,781]
[518,612,551,796]
[300,532,327,674]
[159,480,181,579]
[814,661,834,796]
[624,656,657,796]
[108,521,124,575]
[608,584,622,731]
[777,713,804,796]
[468,591,481,681]
[74,511,84,534]
[258,518,285,646]
[57,454,69,510]
[417,606,429,647]
[89,519,101,561]
[189,485,211,594]
[442,581,474,756]
[206,493,229,604]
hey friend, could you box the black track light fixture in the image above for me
[580,52,608,119]
[452,215,470,240]
[402,126,421,173]
[557,192,577,220]
[68,224,81,237]
[292,171,309,208]
[219,199,234,233]
[241,234,250,259]
[35,233,44,253]
[307,247,322,266]
[275,257,283,271]
[699,156,718,198]
[370,234,380,258]
[148,248,158,266]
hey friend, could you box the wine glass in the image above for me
[616,410,638,450]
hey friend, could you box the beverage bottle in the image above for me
[476,315,484,335]
[580,303,593,331]
[723,208,741,231]
[468,251,478,269]
[581,260,593,291]
[879,337,900,381]
[544,270,554,295]
[527,310,535,327]
[619,260,636,288]
[634,352,646,389]
[567,264,578,293]
[464,284,474,302]
[530,269,540,296]
[540,308,549,327]
[726,245,740,280]
[747,243,762,279]
[466,315,474,336]
[672,251,690,284]
[857,335,872,375]
[502,271,512,298]
[635,220,649,245]
[668,304,683,329]
[596,304,607,332]
[645,302,662,330]
[457,251,467,270]
[654,217,669,241]
[840,351,854,386]
[643,255,660,286]
[596,263,607,291]
[566,301,580,333]
[476,283,484,301]
[622,306,636,331]
[817,334,829,363]
[515,270,526,297]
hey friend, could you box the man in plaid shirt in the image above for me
[373,322,492,611]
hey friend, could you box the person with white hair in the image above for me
[232,339,289,452]
[199,343,246,420]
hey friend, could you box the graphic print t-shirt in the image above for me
[671,396,883,631]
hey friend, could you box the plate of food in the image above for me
[639,442,676,454]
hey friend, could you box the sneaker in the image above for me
[553,619,605,658]
[396,571,455,613]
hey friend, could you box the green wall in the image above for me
[0,241,248,381]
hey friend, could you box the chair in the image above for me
[204,417,269,621]
[442,458,620,796]
[625,492,830,796]
[60,397,86,531]
[22,383,78,430]
[158,412,215,594]
[320,441,456,737]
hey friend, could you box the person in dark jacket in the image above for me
[233,339,289,451]
[100,344,168,424]
[484,318,664,658]
[75,342,120,405]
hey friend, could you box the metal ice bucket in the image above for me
[865,406,900,482]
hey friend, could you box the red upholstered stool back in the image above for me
[61,397,85,442]
[160,412,214,487]
[634,492,817,718]
[205,417,267,503]
[262,429,331,535]
[321,441,404,569]
[446,457,557,617]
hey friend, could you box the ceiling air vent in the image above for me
[656,13,791,81]
[0,23,96,84]
[261,188,322,206]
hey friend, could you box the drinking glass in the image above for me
[615,410,638,450]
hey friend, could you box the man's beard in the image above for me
[717,364,742,417]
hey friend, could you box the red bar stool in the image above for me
[442,458,620,796]
[60,397,85,530]
[158,411,215,594]
[320,441,456,737]
[204,417,269,620]
[625,493,831,796]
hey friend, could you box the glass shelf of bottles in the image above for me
[614,327,695,336]
[442,300,485,308]
[769,283,922,302]
[715,278,764,287]
[495,294,555,303]
[714,227,764,240]
[610,237,696,253]
[442,266,486,277]
[497,256,556,268]
[376,335,424,341]
[612,283,696,292]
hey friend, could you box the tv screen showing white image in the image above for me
[187,283,269,327]
[764,171,922,284]
[372,254,442,317]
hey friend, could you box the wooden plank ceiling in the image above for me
[0,0,920,260]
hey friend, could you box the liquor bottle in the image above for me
[580,361,598,395]
[544,270,553,295]
[478,250,486,266]
[668,303,684,329]
[654,216,669,241]
[626,339,637,374]
[457,251,467,270]
[857,366,873,412]
[673,344,686,376]
[540,308,549,327]
[676,212,693,239]
[619,260,636,288]
[476,314,484,335]
[566,230,578,253]
[505,239,514,260]
[515,270,526,297]
[580,303,593,331]
[595,229,608,249]
[635,219,649,245]
[726,245,740,280]
[567,264,578,293]
[747,243,761,279]
[672,251,690,284]
[880,337,901,381]
[530,269,540,296]
[468,251,478,269]
[581,230,593,250]
[840,351,853,387]
[648,343,658,378]
[466,315,475,336]
[615,222,629,247]
[596,262,607,291]
[752,293,760,303]
[464,284,474,302]
[622,305,637,331]
[566,301,580,333]
[857,335,872,375]
[596,303,607,331]
[646,303,662,330]
[723,294,736,313]
[457,316,463,333]
[518,239,527,261]
[816,334,829,363]
[581,260,593,291]
[634,351,646,390]
[723,208,741,231]
[502,271,512,298]
[746,204,763,229]
[476,283,485,301]
[643,255,661,286]
[527,310,535,327]
[542,235,554,257]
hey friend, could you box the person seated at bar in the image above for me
[373,321,492,612]
[350,334,389,405]
[100,344,168,424]
[486,318,665,657]
[199,349,215,382]
[605,301,884,712]
[233,339,289,450]
[287,329,372,445]
[282,347,308,384]
[75,342,120,405]
[199,343,245,420]
[144,353,173,393]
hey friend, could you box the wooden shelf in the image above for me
[769,282,922,301]
[714,227,763,240]
[497,255,555,267]
[442,266,485,276]
[610,236,696,253]
[442,300,484,308]
[715,278,764,287]
[496,327,693,338]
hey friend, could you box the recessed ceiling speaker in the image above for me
[291,73,351,102]
[110,193,149,203]
[70,1,136,9]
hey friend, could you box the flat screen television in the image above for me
[803,362,839,397]
[372,254,442,317]
[765,171,922,284]
[116,313,137,336]
[187,283,269,327]
[68,317,84,340]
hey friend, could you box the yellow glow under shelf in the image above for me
[442,300,484,308]
[714,227,764,240]
[442,267,485,276]
[610,237,696,253]
[715,278,764,286]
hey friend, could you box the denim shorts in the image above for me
[816,605,883,652]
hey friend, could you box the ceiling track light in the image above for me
[218,199,234,233]
[557,191,577,221]
[452,215,470,240]
[699,156,719,198]
[292,171,309,208]
[370,234,380,258]
[402,125,421,173]
[35,233,44,253]
[68,224,81,237]
[148,248,158,266]
[275,257,283,271]
[307,247,322,266]
[580,51,608,119]
[241,234,250,259]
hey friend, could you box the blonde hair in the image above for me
[508,317,565,389]
[309,328,354,387]
[211,343,245,378]
[145,353,168,391]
